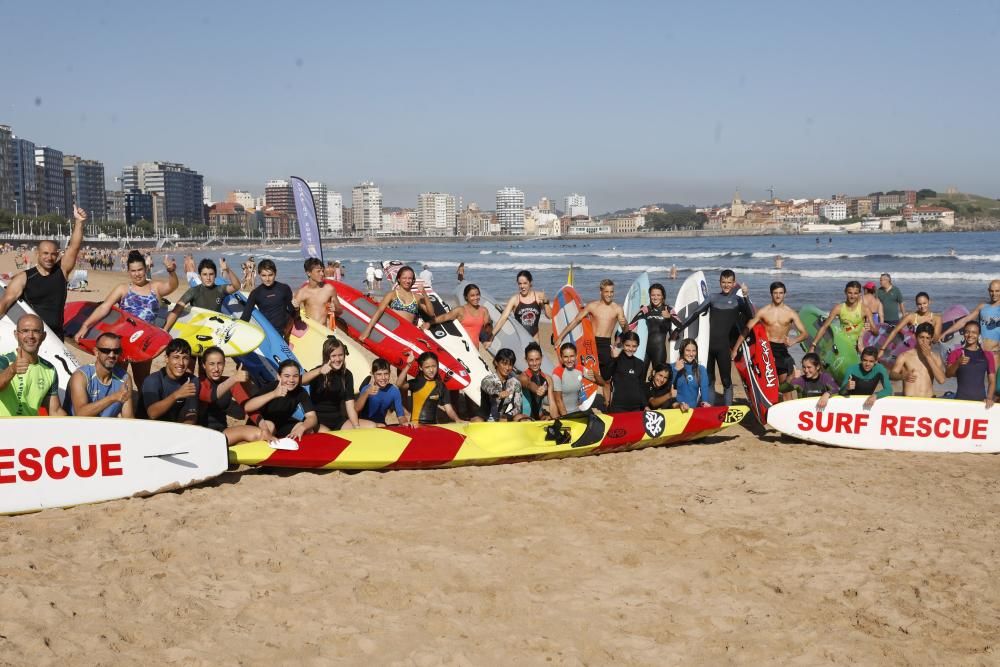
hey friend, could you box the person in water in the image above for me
[945,321,996,407]
[785,352,840,410]
[66,332,133,418]
[606,331,647,413]
[839,346,892,410]
[0,205,87,340]
[810,280,877,355]
[555,278,627,405]
[360,266,431,341]
[73,249,179,389]
[674,269,753,406]
[396,351,463,425]
[356,358,409,426]
[198,346,272,445]
[301,335,373,431]
[731,281,809,400]
[861,282,884,327]
[428,283,493,349]
[243,359,318,440]
[672,338,713,412]
[492,270,551,341]
[890,322,945,398]
[629,282,682,381]
[877,292,941,360]
[876,273,906,326]
[0,314,64,417]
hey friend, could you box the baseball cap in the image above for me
[864,281,876,290]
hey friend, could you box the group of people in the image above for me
[1,208,996,448]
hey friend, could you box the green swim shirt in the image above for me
[0,352,58,416]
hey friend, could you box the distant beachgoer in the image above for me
[333,261,343,281]
[324,261,336,279]
[456,262,465,281]
[418,264,433,289]
[949,248,956,256]
[365,263,376,292]
[374,264,384,290]
[877,273,905,325]
[669,264,677,280]
[861,282,884,327]
[774,255,783,270]
[184,254,197,283]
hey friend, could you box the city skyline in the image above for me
[3,2,999,211]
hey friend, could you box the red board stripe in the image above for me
[596,411,645,451]
[264,432,354,468]
[386,425,467,469]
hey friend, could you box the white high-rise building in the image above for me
[228,190,256,209]
[352,181,382,234]
[203,185,213,205]
[306,181,329,230]
[496,187,525,235]
[417,192,457,236]
[326,191,343,234]
[564,193,588,218]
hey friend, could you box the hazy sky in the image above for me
[3,0,998,212]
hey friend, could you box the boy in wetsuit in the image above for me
[839,346,892,410]
[396,351,462,424]
[674,269,753,406]
[241,258,297,338]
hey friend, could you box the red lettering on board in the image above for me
[881,415,898,436]
[0,443,125,483]
[101,444,123,477]
[0,448,14,484]
[972,419,988,440]
[18,448,42,482]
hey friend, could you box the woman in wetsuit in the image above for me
[301,335,373,431]
[785,352,840,410]
[359,265,432,341]
[73,249,179,389]
[396,351,463,425]
[492,270,551,341]
[198,346,273,445]
[243,359,318,440]
[428,283,493,350]
[630,282,682,380]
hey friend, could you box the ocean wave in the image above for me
[484,250,744,260]
[421,260,994,283]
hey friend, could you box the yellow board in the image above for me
[288,314,376,391]
[229,406,749,470]
[170,307,265,357]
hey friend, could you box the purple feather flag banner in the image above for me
[290,176,323,264]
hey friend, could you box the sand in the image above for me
[2,251,999,665]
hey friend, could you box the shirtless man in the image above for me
[731,281,808,400]
[556,279,627,404]
[295,257,342,323]
[889,322,945,397]
[810,280,877,354]
[183,254,196,284]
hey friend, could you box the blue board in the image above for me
[220,291,300,385]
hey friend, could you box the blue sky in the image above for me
[3,0,998,212]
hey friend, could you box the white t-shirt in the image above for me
[365,266,376,281]
[419,269,433,287]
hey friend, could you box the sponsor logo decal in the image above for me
[607,427,627,439]
[724,408,744,424]
[643,411,665,438]
[758,338,777,388]
[129,330,144,344]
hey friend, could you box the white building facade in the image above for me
[352,181,382,234]
[306,181,329,230]
[819,201,848,221]
[326,191,343,233]
[564,193,588,218]
[417,192,456,236]
[496,186,525,235]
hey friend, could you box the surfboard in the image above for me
[622,272,650,361]
[229,405,749,470]
[862,322,915,366]
[734,321,781,425]
[423,290,490,404]
[551,285,599,409]
[63,301,171,363]
[0,417,228,515]
[288,314,375,390]
[767,396,998,453]
[328,281,470,392]
[165,305,265,357]
[456,281,555,375]
[938,304,971,358]
[798,305,858,384]
[0,280,80,404]
[219,291,300,385]
[668,270,710,368]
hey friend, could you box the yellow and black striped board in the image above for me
[229,406,748,471]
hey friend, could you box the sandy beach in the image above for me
[2,252,999,665]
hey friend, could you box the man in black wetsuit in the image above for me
[0,206,87,340]
[674,269,753,406]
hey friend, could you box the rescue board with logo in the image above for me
[734,321,780,425]
[0,418,228,515]
[767,396,998,453]
[63,301,172,362]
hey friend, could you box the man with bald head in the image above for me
[0,205,87,339]
[0,313,64,416]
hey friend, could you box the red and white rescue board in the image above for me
[767,396,998,453]
[0,418,228,515]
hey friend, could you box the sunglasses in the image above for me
[96,346,123,355]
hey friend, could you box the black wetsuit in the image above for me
[308,368,355,431]
[631,304,678,379]
[242,281,296,331]
[678,291,753,396]
[607,353,647,413]
[23,267,67,339]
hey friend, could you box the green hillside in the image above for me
[921,191,1000,217]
